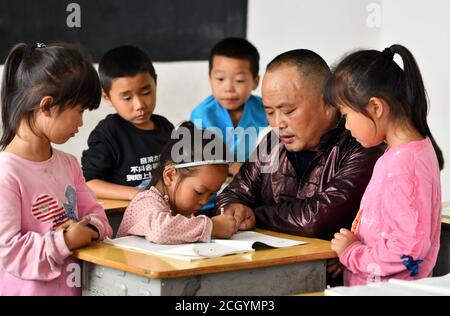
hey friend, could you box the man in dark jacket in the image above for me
[217,49,385,240]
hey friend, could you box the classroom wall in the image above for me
[380,0,450,201]
[1,0,449,200]
[50,0,380,161]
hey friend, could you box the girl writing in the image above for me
[117,122,237,243]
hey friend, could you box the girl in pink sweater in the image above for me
[117,122,237,244]
[324,45,443,286]
[0,43,112,295]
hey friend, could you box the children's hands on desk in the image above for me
[62,218,99,250]
[223,203,255,231]
[211,214,237,239]
[331,228,359,257]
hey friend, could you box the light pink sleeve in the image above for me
[0,186,72,281]
[69,155,113,240]
[340,174,430,277]
[126,194,213,244]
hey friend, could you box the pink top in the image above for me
[340,138,442,286]
[0,149,112,296]
[117,186,213,244]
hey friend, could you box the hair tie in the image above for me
[382,47,395,60]
[173,159,230,169]
[24,42,47,58]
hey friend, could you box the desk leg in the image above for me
[81,260,326,296]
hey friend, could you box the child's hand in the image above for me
[223,203,255,231]
[63,218,99,250]
[331,228,359,256]
[211,214,237,239]
[53,220,76,231]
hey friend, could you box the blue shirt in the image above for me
[190,95,269,162]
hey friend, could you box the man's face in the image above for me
[262,66,332,152]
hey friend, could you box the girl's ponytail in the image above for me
[390,45,444,170]
[1,43,27,149]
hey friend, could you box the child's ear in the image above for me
[252,75,260,90]
[38,96,54,117]
[102,90,113,107]
[368,97,387,120]
[162,165,178,188]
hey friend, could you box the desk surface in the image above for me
[73,229,336,279]
[97,199,129,214]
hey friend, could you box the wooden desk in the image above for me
[73,229,337,296]
[97,199,129,214]
[443,217,450,230]
[295,291,325,296]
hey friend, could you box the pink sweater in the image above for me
[0,149,112,296]
[117,186,213,244]
[340,138,441,286]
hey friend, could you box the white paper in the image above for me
[389,274,450,295]
[325,273,450,296]
[104,231,306,262]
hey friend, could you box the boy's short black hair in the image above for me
[208,37,260,78]
[98,45,157,95]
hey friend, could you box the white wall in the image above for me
[380,0,450,200]
[1,0,449,199]
[248,0,380,79]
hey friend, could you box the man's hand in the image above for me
[223,203,255,231]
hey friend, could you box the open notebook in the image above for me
[325,273,450,296]
[104,231,306,262]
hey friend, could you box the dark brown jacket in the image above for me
[217,120,385,240]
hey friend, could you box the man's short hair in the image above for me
[266,49,330,90]
[209,37,260,78]
[99,45,157,94]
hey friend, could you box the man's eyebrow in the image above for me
[264,103,292,111]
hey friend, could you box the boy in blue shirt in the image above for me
[82,46,174,201]
[190,38,269,176]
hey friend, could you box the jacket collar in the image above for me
[318,117,346,151]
